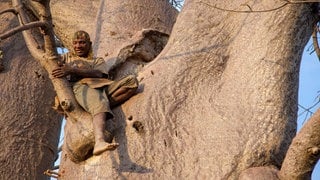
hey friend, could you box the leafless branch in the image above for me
[298,104,314,116]
[0,21,47,40]
[12,0,44,60]
[298,99,320,117]
[9,0,84,119]
[199,0,318,13]
[298,104,315,125]
[312,23,320,61]
[280,108,320,179]
[0,8,17,16]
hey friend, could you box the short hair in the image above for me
[72,30,93,58]
[73,30,90,41]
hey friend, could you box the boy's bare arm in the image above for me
[52,64,106,79]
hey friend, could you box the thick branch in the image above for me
[0,21,47,40]
[11,0,85,120]
[279,109,320,180]
[32,1,84,117]
[13,0,43,60]
[0,8,17,16]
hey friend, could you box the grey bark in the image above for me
[54,0,317,179]
[1,0,319,179]
[280,109,320,179]
[0,1,62,179]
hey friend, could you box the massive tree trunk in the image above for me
[1,0,319,179]
[0,1,62,179]
[52,0,317,179]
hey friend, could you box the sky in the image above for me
[299,37,320,179]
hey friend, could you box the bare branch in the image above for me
[10,0,85,119]
[199,1,289,13]
[312,24,320,61]
[298,104,314,117]
[199,0,318,13]
[0,21,47,40]
[0,8,17,16]
[279,109,320,179]
[12,0,44,60]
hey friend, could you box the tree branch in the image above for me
[279,109,320,179]
[10,0,85,120]
[0,8,17,16]
[199,0,318,13]
[312,24,320,61]
[13,0,44,60]
[0,21,47,40]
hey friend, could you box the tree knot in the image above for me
[308,147,320,156]
[60,99,72,112]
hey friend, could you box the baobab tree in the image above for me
[0,0,319,179]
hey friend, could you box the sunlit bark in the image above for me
[1,0,319,179]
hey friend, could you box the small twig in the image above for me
[309,98,320,110]
[298,98,320,124]
[199,0,319,13]
[199,1,289,13]
[298,99,320,117]
[246,4,253,12]
[298,104,314,117]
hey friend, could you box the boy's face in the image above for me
[73,38,91,57]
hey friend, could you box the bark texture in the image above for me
[1,0,318,179]
[280,109,320,179]
[53,0,317,179]
[51,0,177,72]
[123,1,314,179]
[0,1,62,179]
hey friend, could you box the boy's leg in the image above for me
[73,83,118,155]
[106,75,138,107]
[92,112,119,155]
[109,87,137,107]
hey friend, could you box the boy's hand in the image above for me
[52,64,73,78]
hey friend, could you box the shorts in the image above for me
[73,75,138,117]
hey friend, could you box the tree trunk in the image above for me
[1,0,318,179]
[51,0,179,178]
[54,0,317,179]
[0,1,62,179]
[53,0,317,179]
[116,1,315,179]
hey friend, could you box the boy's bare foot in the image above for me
[93,142,119,155]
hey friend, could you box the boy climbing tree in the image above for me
[52,31,138,155]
